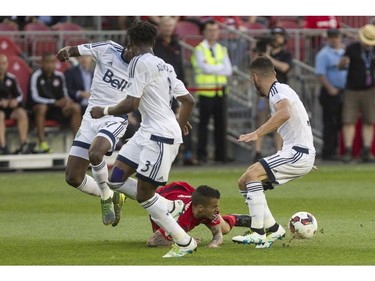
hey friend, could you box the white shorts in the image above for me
[116,130,180,186]
[259,146,316,185]
[69,116,128,160]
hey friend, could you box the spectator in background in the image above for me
[211,16,249,70]
[191,19,233,164]
[29,52,81,153]
[154,16,198,166]
[0,54,33,155]
[64,55,94,115]
[315,28,347,161]
[338,24,375,163]
[252,27,292,162]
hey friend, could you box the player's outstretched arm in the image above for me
[90,96,140,119]
[239,98,291,142]
[206,224,223,248]
[56,46,80,62]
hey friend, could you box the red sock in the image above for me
[222,215,236,229]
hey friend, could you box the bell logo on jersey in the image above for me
[102,69,128,91]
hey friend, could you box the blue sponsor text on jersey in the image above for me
[102,69,128,91]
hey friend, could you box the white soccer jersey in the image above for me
[78,41,129,118]
[125,53,190,144]
[268,82,315,152]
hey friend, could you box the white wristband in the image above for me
[103,106,109,116]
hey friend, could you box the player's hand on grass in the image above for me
[90,106,105,119]
[207,242,220,248]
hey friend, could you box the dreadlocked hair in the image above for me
[127,20,158,45]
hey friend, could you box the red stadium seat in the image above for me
[243,22,267,30]
[31,38,58,57]
[275,20,300,29]
[52,22,87,46]
[52,22,83,32]
[0,22,19,32]
[174,20,201,39]
[24,21,55,56]
[24,21,51,32]
[7,55,31,96]
[0,36,23,57]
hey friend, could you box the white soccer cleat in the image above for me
[232,231,266,245]
[256,225,286,249]
[169,200,185,219]
[162,238,197,258]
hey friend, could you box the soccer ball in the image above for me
[288,211,318,239]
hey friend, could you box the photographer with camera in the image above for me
[252,27,293,162]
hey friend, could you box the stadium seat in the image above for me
[174,20,201,39]
[24,21,51,32]
[243,22,267,30]
[52,22,87,46]
[31,38,58,57]
[0,36,24,57]
[7,55,31,96]
[0,22,19,32]
[269,16,301,28]
[24,21,56,57]
[275,20,301,29]
[52,22,83,32]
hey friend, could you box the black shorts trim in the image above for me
[292,146,309,154]
[259,158,276,183]
[150,135,174,144]
[136,172,166,187]
[72,140,112,156]
[116,154,138,169]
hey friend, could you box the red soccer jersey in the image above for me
[152,181,221,240]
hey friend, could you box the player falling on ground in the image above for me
[232,56,316,248]
[146,181,252,248]
[90,21,196,258]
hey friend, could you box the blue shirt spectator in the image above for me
[314,28,347,161]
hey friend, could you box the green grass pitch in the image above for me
[1,163,375,267]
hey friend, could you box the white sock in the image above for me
[155,194,175,212]
[91,160,113,200]
[246,181,266,229]
[264,202,276,229]
[77,175,100,197]
[109,177,137,200]
[141,194,191,246]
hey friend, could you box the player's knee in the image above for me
[88,149,103,165]
[65,173,84,188]
[238,176,246,190]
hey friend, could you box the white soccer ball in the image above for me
[288,211,318,239]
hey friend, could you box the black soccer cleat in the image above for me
[233,214,252,228]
